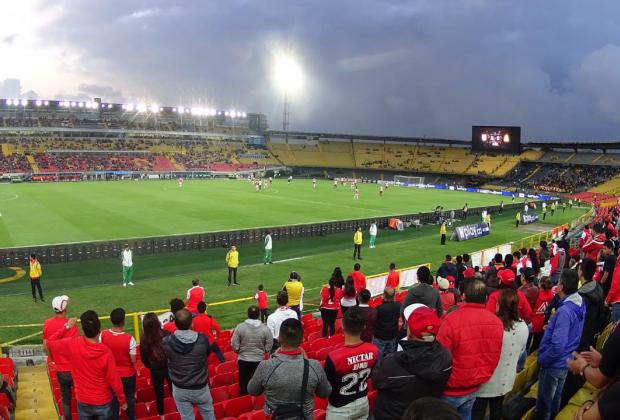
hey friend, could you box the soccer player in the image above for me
[226,245,240,286]
[369,222,378,249]
[379,185,384,196]
[440,221,447,245]
[264,231,273,264]
[255,180,260,192]
[463,203,468,219]
[29,253,44,302]
[324,307,378,419]
[185,279,205,314]
[288,175,292,183]
[121,244,134,287]
[353,227,363,260]
[354,187,360,200]
[333,179,338,189]
[543,205,548,220]
[177,177,183,188]
[313,178,317,189]
[499,200,504,215]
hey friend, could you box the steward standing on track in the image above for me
[353,227,363,260]
[264,231,273,265]
[440,222,447,246]
[226,245,240,286]
[29,253,44,302]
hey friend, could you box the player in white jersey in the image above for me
[313,178,317,189]
[379,185,384,196]
[333,179,338,189]
[354,188,360,200]
[178,177,183,188]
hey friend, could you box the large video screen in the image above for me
[472,126,521,154]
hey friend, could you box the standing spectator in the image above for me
[254,284,269,323]
[340,278,358,315]
[140,313,170,417]
[29,253,44,302]
[264,231,273,264]
[43,295,78,420]
[324,307,378,419]
[248,318,331,419]
[121,245,135,287]
[605,249,620,322]
[529,277,554,352]
[529,248,541,274]
[373,287,402,363]
[438,255,458,279]
[357,289,377,343]
[45,311,126,419]
[330,267,345,289]
[486,269,533,324]
[472,289,528,420]
[163,309,224,420]
[440,222,447,245]
[539,241,550,266]
[436,279,503,420]
[536,269,586,420]
[402,266,443,317]
[582,224,606,262]
[455,255,467,291]
[101,308,137,420]
[519,267,540,310]
[266,291,298,348]
[599,240,616,298]
[320,278,343,337]
[385,263,400,290]
[369,221,378,249]
[349,264,367,295]
[163,298,185,334]
[353,227,363,260]
[185,279,205,314]
[231,305,273,396]
[437,277,457,312]
[192,302,221,342]
[282,272,304,320]
[226,245,240,286]
[372,304,452,420]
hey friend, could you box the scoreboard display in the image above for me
[472,126,521,154]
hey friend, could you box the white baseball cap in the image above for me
[52,295,69,313]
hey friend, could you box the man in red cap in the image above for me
[486,269,533,324]
[437,279,503,420]
[371,304,452,420]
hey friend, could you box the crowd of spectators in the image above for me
[502,163,620,193]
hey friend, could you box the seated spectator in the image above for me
[536,269,586,420]
[45,310,126,419]
[231,305,273,396]
[437,279,503,420]
[402,266,443,317]
[100,308,137,420]
[163,298,185,334]
[139,313,170,417]
[324,307,378,419]
[372,304,452,420]
[42,295,79,420]
[401,397,460,420]
[163,309,224,420]
[192,302,221,342]
[266,291,298,349]
[348,264,367,295]
[486,269,533,324]
[248,318,331,419]
[373,287,401,363]
[185,278,205,314]
[340,277,358,315]
[357,289,377,342]
[472,289,528,420]
[320,277,343,337]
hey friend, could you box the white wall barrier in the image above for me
[366,263,431,297]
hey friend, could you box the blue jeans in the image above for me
[172,384,215,420]
[611,303,620,323]
[536,367,568,420]
[373,338,398,363]
[442,393,476,420]
[77,401,113,420]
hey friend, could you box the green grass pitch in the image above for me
[0,179,586,345]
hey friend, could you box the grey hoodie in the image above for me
[232,319,273,362]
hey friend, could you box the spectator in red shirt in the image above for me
[529,277,554,352]
[192,302,221,342]
[320,278,343,337]
[46,310,126,419]
[348,264,367,295]
[385,263,400,289]
[162,298,185,334]
[43,295,78,420]
[101,308,137,420]
[325,307,378,419]
[185,279,205,314]
[437,277,457,312]
[582,223,606,262]
[357,289,378,343]
[486,269,533,324]
[254,284,269,323]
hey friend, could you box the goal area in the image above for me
[394,175,424,185]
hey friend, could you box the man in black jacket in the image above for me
[402,266,443,317]
[373,287,401,363]
[372,303,452,420]
[163,309,224,420]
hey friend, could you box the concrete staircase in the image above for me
[25,155,40,174]
[152,155,176,171]
[14,364,56,420]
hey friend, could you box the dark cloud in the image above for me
[77,83,124,102]
[25,0,620,140]
[0,78,38,99]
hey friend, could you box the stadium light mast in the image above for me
[273,53,303,134]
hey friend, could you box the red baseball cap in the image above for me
[498,269,516,285]
[403,304,440,338]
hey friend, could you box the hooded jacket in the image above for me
[163,330,212,389]
[402,283,443,317]
[582,233,605,262]
[578,280,606,351]
[46,336,126,406]
[231,319,273,362]
[538,293,586,369]
[371,339,452,420]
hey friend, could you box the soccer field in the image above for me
[0,179,510,247]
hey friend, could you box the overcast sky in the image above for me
[1,1,620,141]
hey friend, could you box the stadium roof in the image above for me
[268,130,470,146]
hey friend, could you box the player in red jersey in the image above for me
[185,279,205,314]
[324,307,378,419]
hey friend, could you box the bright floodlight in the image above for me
[150,103,159,112]
[35,100,42,106]
[43,100,49,106]
[273,54,304,95]
[19,99,27,106]
[136,103,147,113]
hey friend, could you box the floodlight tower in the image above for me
[273,54,303,135]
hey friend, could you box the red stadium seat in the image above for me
[137,387,156,403]
[239,409,268,420]
[218,330,232,341]
[135,402,150,418]
[136,417,159,420]
[252,394,265,410]
[227,383,240,399]
[213,402,226,419]
[328,334,345,346]
[306,331,322,343]
[211,373,235,388]
[163,397,177,414]
[163,413,181,420]
[223,395,254,417]
[314,409,326,420]
[301,313,315,324]
[136,376,150,389]
[208,364,217,379]
[315,346,333,361]
[222,351,238,361]
[309,338,330,352]
[215,360,237,376]
[210,386,229,404]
